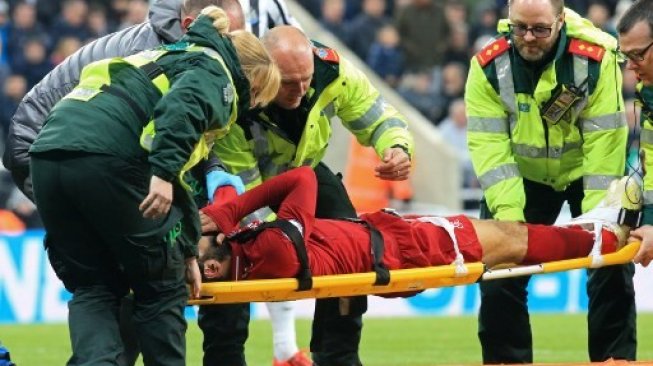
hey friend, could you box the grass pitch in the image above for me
[1,314,652,365]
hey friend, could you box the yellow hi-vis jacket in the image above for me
[636,82,653,223]
[465,8,627,221]
[212,45,413,203]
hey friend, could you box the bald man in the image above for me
[465,0,633,363]
[208,25,413,366]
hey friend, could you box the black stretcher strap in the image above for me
[338,217,391,286]
[228,220,313,291]
[228,216,391,289]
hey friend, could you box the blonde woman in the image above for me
[29,6,280,365]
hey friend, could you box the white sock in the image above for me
[266,301,299,361]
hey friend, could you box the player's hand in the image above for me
[200,211,218,233]
[375,147,411,181]
[630,226,653,267]
[139,176,173,219]
[185,257,202,299]
[216,233,226,245]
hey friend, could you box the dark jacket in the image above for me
[3,0,184,200]
[30,15,250,257]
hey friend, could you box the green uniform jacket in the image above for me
[636,82,653,224]
[30,15,249,182]
[465,15,626,222]
[212,44,413,193]
[30,15,251,256]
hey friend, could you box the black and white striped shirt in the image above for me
[239,0,302,37]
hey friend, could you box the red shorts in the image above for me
[361,212,482,269]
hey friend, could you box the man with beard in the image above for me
[465,0,635,363]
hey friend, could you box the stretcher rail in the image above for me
[189,241,640,305]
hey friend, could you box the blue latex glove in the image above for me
[206,170,246,203]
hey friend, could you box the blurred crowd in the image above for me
[0,0,150,230]
[0,0,644,229]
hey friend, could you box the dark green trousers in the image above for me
[478,179,636,364]
[198,163,364,366]
[32,152,189,366]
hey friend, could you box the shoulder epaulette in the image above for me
[313,46,340,64]
[568,38,605,62]
[476,37,510,67]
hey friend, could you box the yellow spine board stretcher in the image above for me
[189,241,640,305]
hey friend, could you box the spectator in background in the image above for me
[398,71,440,123]
[50,36,82,65]
[367,24,404,87]
[348,0,390,60]
[395,0,450,72]
[443,26,471,66]
[433,61,466,122]
[587,1,617,37]
[0,1,9,67]
[12,37,51,88]
[108,0,131,21]
[444,0,467,31]
[469,3,497,47]
[438,98,477,188]
[320,0,349,42]
[0,75,25,142]
[7,2,50,66]
[118,0,149,30]
[296,0,322,19]
[87,5,114,39]
[50,0,91,47]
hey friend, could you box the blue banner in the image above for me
[0,230,634,324]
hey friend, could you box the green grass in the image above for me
[2,314,653,365]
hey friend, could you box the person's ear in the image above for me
[181,16,195,32]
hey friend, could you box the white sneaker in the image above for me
[562,177,642,245]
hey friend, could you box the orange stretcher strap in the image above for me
[188,241,640,305]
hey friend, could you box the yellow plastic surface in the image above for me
[189,241,640,305]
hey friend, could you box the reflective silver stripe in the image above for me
[249,123,269,156]
[512,143,547,158]
[495,53,517,115]
[370,118,408,146]
[644,190,653,205]
[562,140,582,153]
[467,116,508,133]
[512,141,582,159]
[641,129,653,145]
[323,102,336,119]
[237,167,261,185]
[584,175,620,190]
[572,55,589,114]
[260,161,288,177]
[581,112,626,132]
[573,55,588,92]
[67,87,98,99]
[202,47,222,61]
[242,207,275,225]
[349,96,384,130]
[478,163,521,189]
